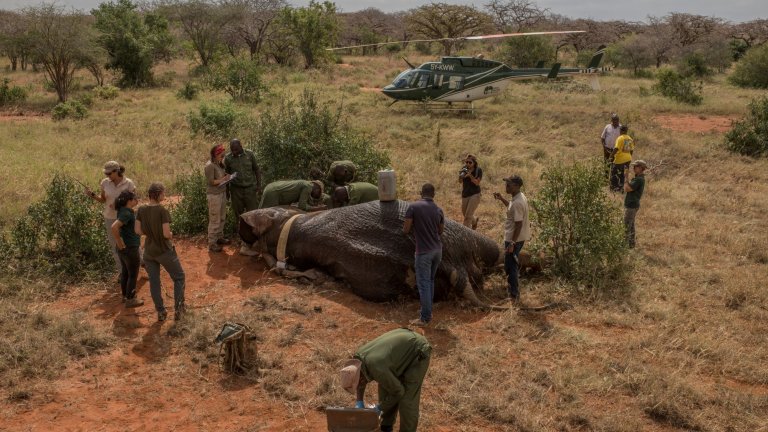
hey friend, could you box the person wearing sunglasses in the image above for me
[85,160,136,272]
[458,154,482,230]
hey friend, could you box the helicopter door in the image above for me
[433,74,443,89]
[416,73,431,88]
[448,76,464,90]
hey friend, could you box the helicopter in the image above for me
[328,32,608,110]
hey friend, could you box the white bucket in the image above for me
[378,170,397,201]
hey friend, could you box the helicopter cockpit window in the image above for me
[392,70,419,89]
[448,76,464,90]
[417,73,430,88]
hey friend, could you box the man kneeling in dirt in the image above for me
[340,328,432,432]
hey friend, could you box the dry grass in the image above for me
[2,52,768,430]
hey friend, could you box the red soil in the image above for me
[653,114,736,133]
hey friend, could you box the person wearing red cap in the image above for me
[205,144,231,252]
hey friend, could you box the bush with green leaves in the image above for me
[500,35,553,68]
[244,89,390,185]
[205,56,267,103]
[176,81,199,100]
[93,84,119,99]
[0,174,113,279]
[729,43,768,89]
[724,96,768,157]
[531,159,630,297]
[51,100,89,120]
[653,69,703,105]
[0,79,27,106]
[678,53,711,78]
[187,102,242,138]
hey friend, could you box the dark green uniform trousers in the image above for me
[230,185,259,218]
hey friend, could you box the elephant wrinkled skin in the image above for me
[239,200,502,305]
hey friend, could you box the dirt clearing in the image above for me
[653,114,736,133]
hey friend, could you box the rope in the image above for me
[276,214,302,265]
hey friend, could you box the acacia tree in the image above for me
[730,19,768,49]
[25,4,97,102]
[223,0,286,60]
[666,13,723,48]
[484,0,548,32]
[92,0,173,87]
[610,33,654,74]
[159,0,238,67]
[406,3,493,55]
[0,11,34,71]
[339,8,399,55]
[280,1,338,68]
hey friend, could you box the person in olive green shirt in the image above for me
[332,182,379,208]
[327,160,357,188]
[259,180,328,212]
[623,160,647,248]
[340,328,432,432]
[224,138,262,218]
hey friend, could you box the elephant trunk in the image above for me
[461,281,510,311]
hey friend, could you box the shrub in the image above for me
[243,89,390,186]
[51,100,89,120]
[531,159,630,296]
[0,79,28,105]
[75,92,94,107]
[187,102,242,138]
[500,35,553,68]
[176,81,199,100]
[729,44,768,89]
[0,174,113,279]
[724,96,768,157]
[653,69,703,105]
[93,84,119,100]
[678,53,711,78]
[205,56,267,103]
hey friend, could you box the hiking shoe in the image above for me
[208,243,223,252]
[125,298,144,308]
[239,245,259,256]
[174,305,186,321]
[157,311,168,322]
[472,217,480,230]
[216,238,231,245]
[409,318,429,327]
[121,296,127,303]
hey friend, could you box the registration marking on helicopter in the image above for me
[430,64,456,71]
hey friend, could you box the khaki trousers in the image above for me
[461,193,481,229]
[207,193,227,245]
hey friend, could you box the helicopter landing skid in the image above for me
[398,101,476,114]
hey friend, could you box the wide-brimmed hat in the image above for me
[339,359,362,394]
[631,160,648,168]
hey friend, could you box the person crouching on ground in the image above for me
[403,183,444,327]
[205,144,231,252]
[135,183,186,321]
[459,154,483,229]
[623,160,647,248]
[340,328,432,432]
[111,190,144,308]
[493,175,531,302]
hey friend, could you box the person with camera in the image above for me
[458,154,482,230]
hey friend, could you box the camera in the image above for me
[459,167,469,178]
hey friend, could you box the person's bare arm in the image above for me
[403,218,413,234]
[438,222,444,235]
[493,192,509,207]
[162,222,172,240]
[624,174,634,193]
[134,218,143,236]
[111,220,125,250]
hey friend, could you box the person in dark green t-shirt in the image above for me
[136,183,186,321]
[259,180,327,212]
[623,160,647,248]
[331,182,379,208]
[111,191,144,308]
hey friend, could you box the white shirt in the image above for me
[100,177,136,219]
[504,192,531,242]
[601,124,622,150]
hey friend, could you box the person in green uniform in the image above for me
[224,138,262,218]
[110,190,144,308]
[259,180,327,212]
[327,160,357,187]
[340,328,431,432]
[623,160,647,248]
[332,182,379,207]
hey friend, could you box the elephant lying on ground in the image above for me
[239,200,503,307]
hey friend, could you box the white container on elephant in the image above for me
[378,170,397,201]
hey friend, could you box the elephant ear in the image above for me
[241,208,290,236]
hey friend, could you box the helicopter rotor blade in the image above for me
[402,56,415,69]
[325,30,586,51]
